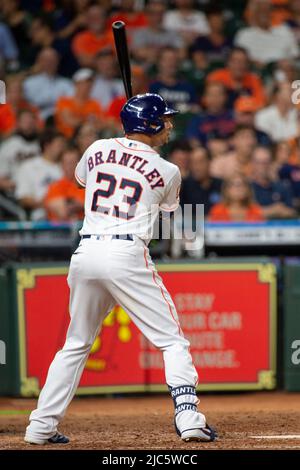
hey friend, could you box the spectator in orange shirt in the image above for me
[108,0,148,40]
[0,104,15,137]
[209,173,264,222]
[234,96,272,146]
[55,68,105,138]
[246,0,291,27]
[0,75,43,137]
[72,4,114,68]
[44,146,85,222]
[206,47,266,109]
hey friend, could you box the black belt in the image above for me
[82,234,133,241]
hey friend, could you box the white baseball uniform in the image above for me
[25,137,199,442]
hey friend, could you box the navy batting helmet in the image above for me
[120,93,178,135]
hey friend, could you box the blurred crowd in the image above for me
[1,0,300,223]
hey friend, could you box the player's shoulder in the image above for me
[81,138,114,156]
[152,157,180,189]
[158,158,181,181]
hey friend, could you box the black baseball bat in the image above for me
[112,21,133,99]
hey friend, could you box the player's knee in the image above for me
[161,337,190,353]
[63,337,93,354]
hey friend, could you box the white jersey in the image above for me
[0,135,41,180]
[75,137,181,241]
[15,156,62,220]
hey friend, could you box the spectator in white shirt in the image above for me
[234,0,299,66]
[23,48,74,120]
[255,82,300,142]
[0,109,41,195]
[91,48,124,110]
[15,129,66,220]
[163,0,210,45]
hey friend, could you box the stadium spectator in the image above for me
[28,14,78,77]
[0,75,42,136]
[0,21,19,72]
[251,145,297,218]
[234,0,299,66]
[15,129,65,220]
[55,68,105,138]
[206,47,266,109]
[0,102,15,136]
[234,96,272,146]
[91,48,124,110]
[149,47,198,112]
[211,125,257,179]
[274,137,300,166]
[131,1,184,67]
[272,58,298,85]
[185,81,235,146]
[275,140,300,210]
[108,0,148,40]
[53,0,90,41]
[106,65,148,129]
[255,82,299,142]
[163,0,210,45]
[209,173,264,222]
[285,0,300,43]
[23,48,74,120]
[181,146,222,216]
[274,139,293,166]
[270,0,291,26]
[74,122,98,155]
[0,110,40,195]
[71,4,114,68]
[190,5,232,66]
[206,132,229,162]
[0,0,30,67]
[44,147,84,222]
[181,46,209,97]
[168,140,191,179]
[245,0,291,27]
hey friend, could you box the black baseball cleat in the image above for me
[48,433,70,444]
[24,432,70,445]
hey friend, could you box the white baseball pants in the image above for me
[26,235,198,441]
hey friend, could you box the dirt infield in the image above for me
[1,392,300,450]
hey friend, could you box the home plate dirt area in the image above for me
[1,392,300,450]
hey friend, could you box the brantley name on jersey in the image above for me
[87,148,165,190]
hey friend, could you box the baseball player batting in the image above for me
[24,93,217,445]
